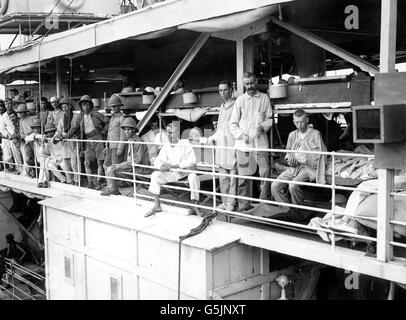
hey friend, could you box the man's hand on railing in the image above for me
[160,164,171,172]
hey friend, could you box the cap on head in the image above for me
[59,97,73,107]
[79,95,93,108]
[121,117,137,130]
[50,96,59,103]
[121,117,137,129]
[108,94,123,108]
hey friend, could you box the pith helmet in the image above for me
[120,86,134,95]
[79,95,93,108]
[59,97,73,107]
[108,94,123,108]
[44,122,57,133]
[121,117,137,129]
[15,104,28,113]
[30,118,42,129]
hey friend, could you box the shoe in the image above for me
[145,207,162,217]
[100,188,121,196]
[216,203,227,210]
[37,182,43,188]
[94,182,102,190]
[42,181,49,188]
[68,181,75,185]
[87,182,95,189]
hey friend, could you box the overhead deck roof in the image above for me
[0,0,293,74]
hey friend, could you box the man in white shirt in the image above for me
[145,123,200,217]
[0,99,10,171]
[229,72,273,211]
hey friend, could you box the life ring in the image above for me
[59,0,85,10]
[0,0,9,16]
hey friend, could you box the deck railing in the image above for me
[0,136,404,265]
[0,258,46,300]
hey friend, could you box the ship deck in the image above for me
[0,173,405,285]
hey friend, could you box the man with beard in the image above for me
[229,72,273,211]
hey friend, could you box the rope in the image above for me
[177,211,217,299]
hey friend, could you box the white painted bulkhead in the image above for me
[41,195,268,300]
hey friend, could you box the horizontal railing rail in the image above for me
[0,135,402,265]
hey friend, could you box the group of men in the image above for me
[0,72,327,218]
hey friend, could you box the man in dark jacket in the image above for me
[54,97,82,185]
[79,95,109,190]
[101,117,150,196]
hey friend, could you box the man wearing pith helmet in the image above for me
[54,97,81,185]
[103,94,126,175]
[79,94,109,190]
[101,117,150,196]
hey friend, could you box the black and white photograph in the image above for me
[0,0,405,304]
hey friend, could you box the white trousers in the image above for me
[44,156,69,183]
[148,171,200,201]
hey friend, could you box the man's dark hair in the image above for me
[242,72,256,79]
[219,80,232,88]
[10,89,18,95]
[293,109,307,118]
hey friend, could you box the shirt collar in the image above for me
[244,91,260,99]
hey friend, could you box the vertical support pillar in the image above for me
[260,249,270,300]
[377,0,397,262]
[56,59,62,98]
[236,37,255,95]
[379,0,397,73]
[377,169,394,261]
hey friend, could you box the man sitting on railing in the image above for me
[145,123,201,217]
[101,117,150,196]
[271,109,326,208]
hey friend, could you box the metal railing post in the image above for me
[131,142,138,204]
[211,145,216,213]
[10,259,15,300]
[331,152,336,249]
[76,142,82,194]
